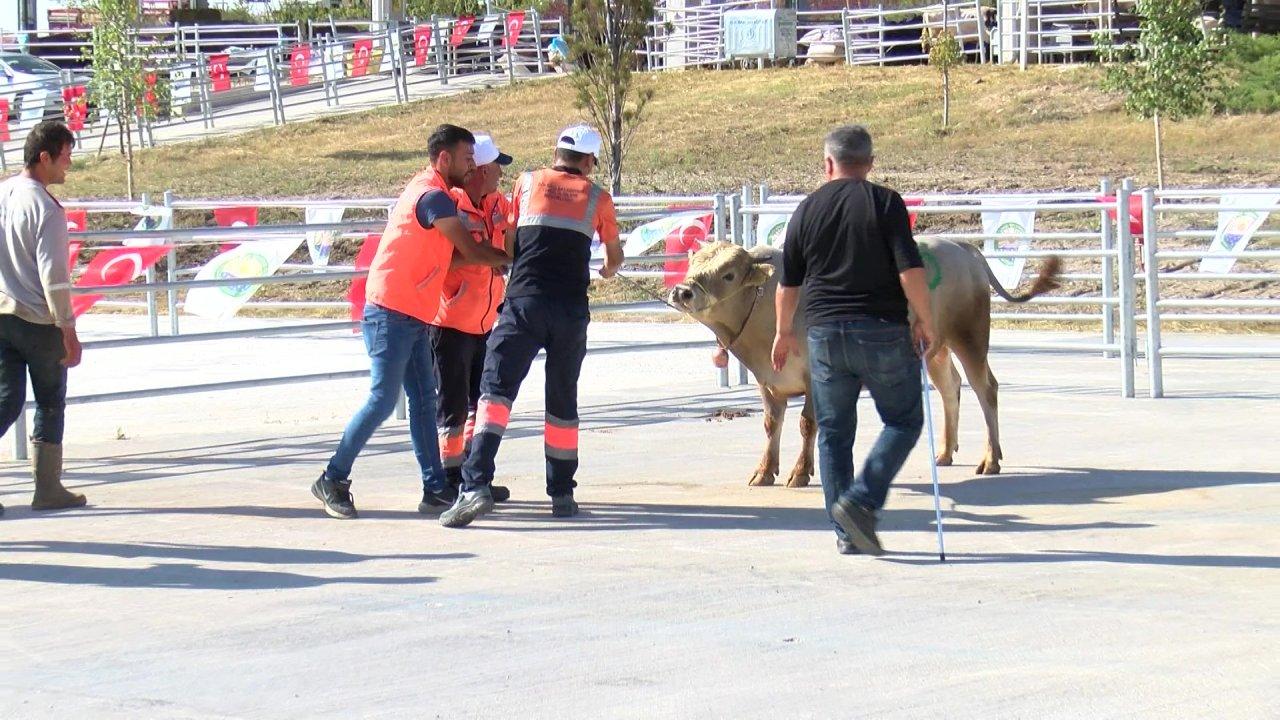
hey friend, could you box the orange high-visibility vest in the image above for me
[431,189,511,334]
[365,168,454,323]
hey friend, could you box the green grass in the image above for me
[1219,32,1280,115]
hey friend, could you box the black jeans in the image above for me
[429,325,488,482]
[0,315,68,445]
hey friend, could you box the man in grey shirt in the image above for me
[0,121,86,515]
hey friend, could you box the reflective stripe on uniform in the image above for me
[475,394,513,436]
[544,413,579,459]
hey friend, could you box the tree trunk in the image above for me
[942,68,950,128]
[1153,112,1165,190]
[122,104,136,201]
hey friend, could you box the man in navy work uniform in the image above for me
[441,124,624,528]
[771,125,936,556]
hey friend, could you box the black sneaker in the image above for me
[551,494,579,518]
[836,538,861,555]
[311,473,357,519]
[418,485,457,515]
[491,484,511,503]
[440,487,494,528]
[831,497,884,556]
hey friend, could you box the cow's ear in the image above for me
[745,261,774,287]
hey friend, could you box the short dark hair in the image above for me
[427,124,475,161]
[824,125,873,166]
[555,148,591,165]
[24,121,76,168]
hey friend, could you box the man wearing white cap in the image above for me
[442,124,623,528]
[422,133,515,511]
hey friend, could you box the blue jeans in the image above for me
[326,303,446,492]
[807,318,923,540]
[0,314,67,444]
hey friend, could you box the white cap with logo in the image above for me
[473,132,513,167]
[555,124,602,158]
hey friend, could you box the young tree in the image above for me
[78,0,160,199]
[1096,0,1222,188]
[923,26,963,129]
[567,0,655,195]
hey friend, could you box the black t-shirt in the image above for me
[780,179,923,325]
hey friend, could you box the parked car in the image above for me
[0,51,90,120]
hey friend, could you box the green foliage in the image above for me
[567,0,655,194]
[1217,32,1280,114]
[1095,0,1223,122]
[923,27,962,128]
[267,0,371,25]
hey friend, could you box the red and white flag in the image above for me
[450,16,475,47]
[351,38,373,77]
[72,246,173,317]
[348,233,382,323]
[214,206,258,252]
[208,54,232,92]
[62,85,88,132]
[290,44,312,86]
[503,12,526,49]
[414,25,433,66]
[0,98,11,142]
[65,209,86,271]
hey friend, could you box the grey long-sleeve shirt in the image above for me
[0,175,75,327]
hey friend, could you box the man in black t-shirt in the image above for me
[770,125,937,557]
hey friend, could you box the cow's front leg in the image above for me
[749,389,786,486]
[785,394,815,488]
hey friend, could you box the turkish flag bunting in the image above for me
[65,209,87,233]
[290,44,312,86]
[62,86,87,132]
[663,213,715,288]
[208,54,231,92]
[0,98,10,142]
[141,72,159,114]
[413,25,433,66]
[348,233,382,324]
[1097,194,1144,236]
[351,38,374,77]
[450,16,475,47]
[503,11,525,49]
[72,246,173,317]
[214,206,258,252]
[68,241,82,271]
[904,197,923,230]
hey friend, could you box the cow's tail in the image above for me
[961,243,1062,304]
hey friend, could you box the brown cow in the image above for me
[669,240,1060,482]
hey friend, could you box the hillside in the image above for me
[64,64,1280,200]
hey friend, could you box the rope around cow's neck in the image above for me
[607,269,765,352]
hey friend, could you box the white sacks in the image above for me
[1198,193,1280,274]
[981,200,1036,289]
[183,238,305,320]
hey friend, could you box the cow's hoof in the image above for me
[976,458,1001,475]
[748,469,776,487]
[785,471,811,488]
[935,454,954,467]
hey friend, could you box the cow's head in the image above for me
[668,243,773,321]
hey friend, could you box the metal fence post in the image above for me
[1117,179,1136,398]
[266,48,284,125]
[164,190,180,336]
[436,20,450,86]
[878,4,886,66]
[1019,0,1029,70]
[196,55,214,129]
[1099,178,1116,358]
[532,9,545,74]
[740,185,754,249]
[713,192,729,388]
[137,193,160,338]
[974,0,987,63]
[729,193,750,386]
[504,12,516,85]
[1141,188,1163,398]
[396,25,411,102]
[841,9,853,65]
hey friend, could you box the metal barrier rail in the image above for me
[1136,189,1280,397]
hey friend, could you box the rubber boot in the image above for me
[30,441,86,511]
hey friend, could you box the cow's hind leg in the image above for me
[785,394,815,488]
[926,345,961,467]
[749,388,785,486]
[951,339,1002,475]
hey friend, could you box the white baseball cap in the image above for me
[473,133,512,167]
[555,124,602,158]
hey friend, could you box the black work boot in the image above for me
[418,483,458,515]
[311,473,357,519]
[440,486,494,528]
[551,494,579,518]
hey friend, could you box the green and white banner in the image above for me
[184,238,305,320]
[981,200,1037,289]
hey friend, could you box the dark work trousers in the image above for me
[0,314,68,445]
[460,295,589,498]
[429,324,488,487]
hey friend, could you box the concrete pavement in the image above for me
[0,320,1276,718]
